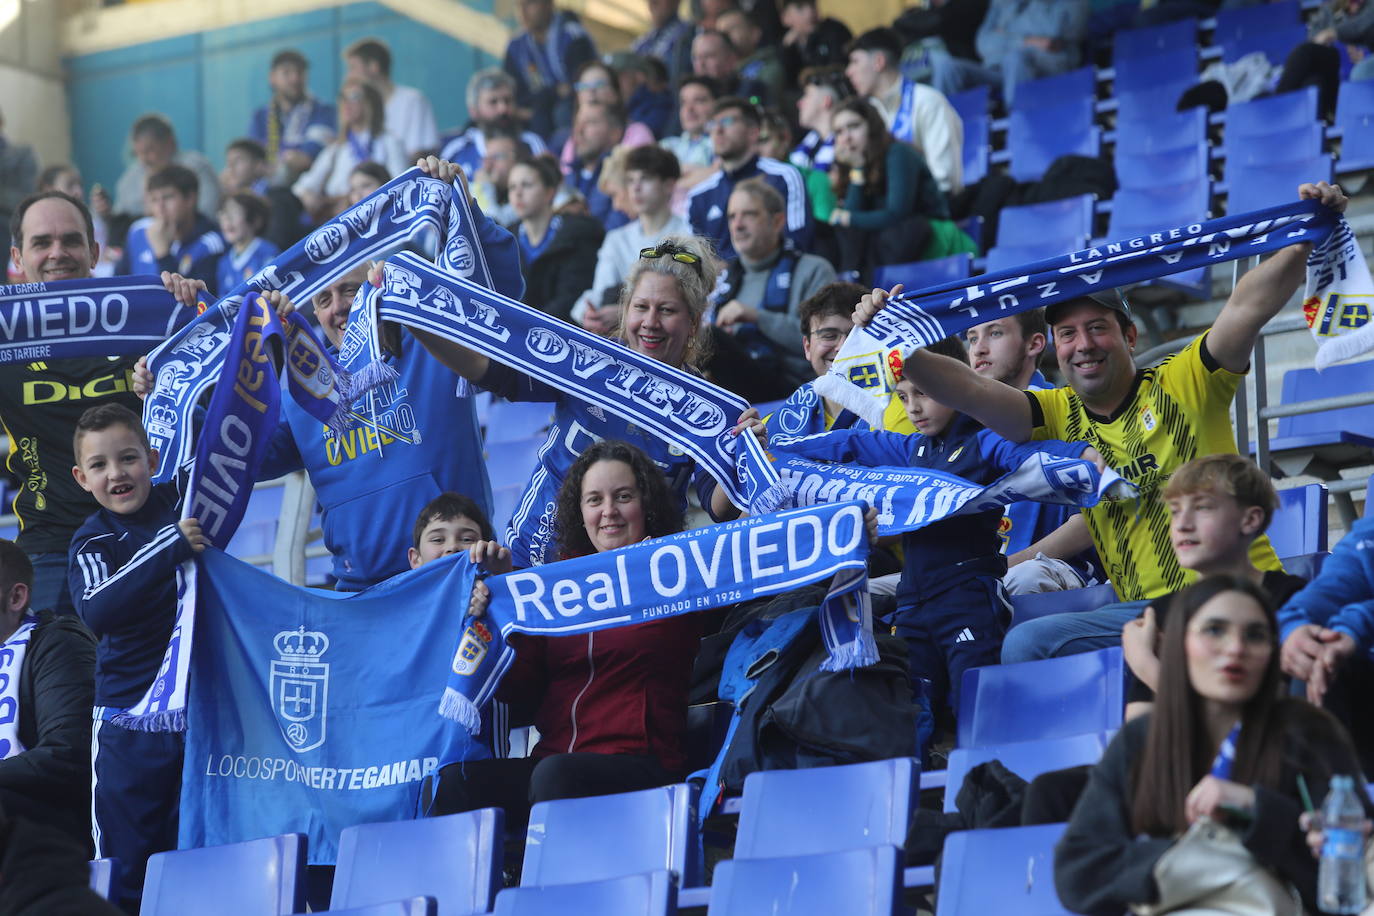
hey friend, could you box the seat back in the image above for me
[141,834,306,916]
[1222,22,1307,66]
[1223,121,1324,167]
[1012,66,1096,111]
[874,253,973,295]
[330,810,503,914]
[958,647,1124,748]
[941,733,1112,813]
[314,899,437,916]
[522,783,700,887]
[1225,86,1319,140]
[1109,181,1212,236]
[1116,107,1207,155]
[485,435,548,491]
[484,400,555,443]
[1113,18,1198,60]
[1116,81,1198,124]
[1269,484,1330,559]
[494,871,674,916]
[1336,80,1374,171]
[1115,145,1208,191]
[1277,361,1374,439]
[1114,47,1197,93]
[1214,0,1299,45]
[962,111,990,185]
[947,86,990,125]
[734,758,918,859]
[1226,154,1334,214]
[1009,582,1119,628]
[935,824,1073,915]
[995,194,1095,249]
[986,241,1079,274]
[1008,100,1100,183]
[707,846,900,916]
[89,858,120,901]
[1281,551,1329,581]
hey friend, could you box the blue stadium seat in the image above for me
[962,111,990,186]
[1269,483,1330,559]
[330,810,504,915]
[227,484,284,565]
[1226,154,1335,213]
[1282,551,1330,581]
[1116,107,1208,155]
[490,483,523,533]
[485,435,547,492]
[1336,80,1374,172]
[947,85,990,125]
[1107,179,1213,295]
[1116,81,1199,124]
[140,834,306,916]
[1214,0,1300,46]
[1224,121,1325,167]
[938,733,1112,813]
[484,400,555,444]
[1115,145,1209,191]
[1009,582,1119,629]
[707,846,901,916]
[1008,99,1099,183]
[958,647,1124,748]
[1114,47,1197,94]
[522,784,701,887]
[1012,67,1096,112]
[90,858,120,901]
[874,254,973,294]
[985,241,1077,273]
[1227,87,1320,141]
[995,195,1095,249]
[935,824,1073,915]
[473,390,493,428]
[313,899,436,916]
[495,872,674,915]
[1222,22,1307,67]
[733,758,918,860]
[1113,18,1198,60]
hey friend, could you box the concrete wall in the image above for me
[0,0,71,168]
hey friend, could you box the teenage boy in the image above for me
[116,165,223,292]
[68,404,208,910]
[660,75,719,194]
[772,337,1096,728]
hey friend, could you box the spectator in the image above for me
[247,48,335,186]
[439,68,549,182]
[220,138,307,252]
[1056,575,1368,916]
[510,153,605,321]
[686,96,812,261]
[346,161,391,207]
[718,8,786,105]
[858,182,1346,666]
[567,102,630,228]
[505,0,598,140]
[845,28,964,195]
[407,492,496,571]
[892,0,990,66]
[345,37,439,160]
[633,0,696,87]
[756,109,794,162]
[116,165,224,293]
[426,440,699,860]
[765,281,869,444]
[559,61,655,174]
[0,539,96,851]
[469,130,525,226]
[215,191,281,295]
[36,164,82,199]
[828,98,974,281]
[573,145,690,331]
[0,107,36,262]
[291,80,407,222]
[69,403,209,910]
[692,29,770,105]
[661,75,720,195]
[1274,0,1374,121]
[929,0,1089,107]
[780,0,854,85]
[608,51,676,139]
[709,177,836,400]
[792,66,851,173]
[112,114,220,219]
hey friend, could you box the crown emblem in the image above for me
[274,626,329,660]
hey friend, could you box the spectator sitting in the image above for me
[0,539,97,851]
[756,109,794,163]
[573,145,690,331]
[708,177,836,401]
[116,165,224,293]
[346,160,391,208]
[780,0,854,85]
[248,48,335,186]
[215,191,281,296]
[112,114,220,219]
[221,137,306,252]
[608,51,675,139]
[558,61,655,175]
[845,28,963,196]
[692,29,770,106]
[660,75,720,199]
[965,310,1102,596]
[791,67,852,223]
[69,404,209,910]
[291,80,408,223]
[566,102,631,229]
[1272,0,1374,121]
[1056,575,1368,916]
[440,68,549,182]
[511,153,605,322]
[469,129,526,227]
[718,8,787,106]
[828,98,975,282]
[686,96,813,261]
[505,0,598,140]
[633,0,696,86]
[345,37,439,161]
[929,0,1090,107]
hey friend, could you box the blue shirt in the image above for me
[215,237,282,298]
[1278,516,1374,650]
[686,155,812,261]
[117,213,224,294]
[439,127,549,181]
[249,96,336,161]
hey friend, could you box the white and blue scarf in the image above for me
[442,501,873,733]
[0,615,38,758]
[0,276,187,363]
[818,200,1374,426]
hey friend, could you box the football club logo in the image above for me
[270,627,330,753]
[452,621,493,676]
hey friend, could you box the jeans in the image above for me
[1000,598,1150,665]
[28,551,75,616]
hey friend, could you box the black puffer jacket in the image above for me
[520,213,605,323]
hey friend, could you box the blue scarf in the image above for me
[0,276,189,363]
[713,244,800,362]
[817,200,1374,426]
[1210,721,1242,780]
[766,381,862,449]
[442,501,873,733]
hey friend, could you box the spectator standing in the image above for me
[0,108,37,262]
[439,68,549,181]
[505,0,598,140]
[845,29,964,196]
[717,9,787,106]
[929,0,1090,107]
[346,161,391,207]
[633,0,696,86]
[291,80,408,222]
[220,138,305,252]
[661,75,720,195]
[780,0,854,85]
[112,114,220,219]
[345,38,439,160]
[116,166,224,293]
[247,49,335,186]
[511,154,605,321]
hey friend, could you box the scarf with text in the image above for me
[766,381,864,448]
[0,616,38,758]
[0,276,188,363]
[817,200,1374,426]
[442,502,873,733]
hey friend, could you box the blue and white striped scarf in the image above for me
[0,276,187,362]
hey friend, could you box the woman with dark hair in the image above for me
[424,439,698,848]
[507,152,605,322]
[1055,574,1371,915]
[292,80,407,220]
[827,97,975,281]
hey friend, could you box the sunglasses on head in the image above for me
[640,244,703,274]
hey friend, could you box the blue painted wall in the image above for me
[66,2,503,194]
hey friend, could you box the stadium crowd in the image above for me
[4,0,1374,912]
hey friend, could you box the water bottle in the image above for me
[1319,774,1367,914]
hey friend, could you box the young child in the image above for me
[67,404,206,910]
[772,337,1094,733]
[408,491,498,570]
[215,191,281,296]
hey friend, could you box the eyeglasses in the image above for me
[574,78,611,92]
[640,244,703,274]
[706,114,742,132]
[808,327,848,343]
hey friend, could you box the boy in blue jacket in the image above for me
[67,404,207,911]
[773,337,1095,732]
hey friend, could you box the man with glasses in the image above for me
[686,97,812,261]
[440,68,549,182]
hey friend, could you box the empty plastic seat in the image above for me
[330,810,504,915]
[1109,181,1211,237]
[947,85,990,125]
[313,899,436,916]
[522,783,700,887]
[490,483,524,533]
[962,111,990,185]
[1226,86,1319,140]
[935,824,1073,915]
[1223,121,1325,167]
[1336,79,1374,172]
[986,241,1078,273]
[1282,551,1330,581]
[939,733,1112,813]
[1222,22,1307,67]
[484,400,555,444]
[485,435,547,492]
[1214,0,1299,46]
[495,872,674,915]
[1114,47,1197,94]
[1012,66,1096,112]
[874,254,973,296]
[1262,361,1374,492]
[90,858,120,901]
[1113,18,1198,61]
[227,484,285,564]
[707,846,901,916]
[958,647,1124,748]
[995,194,1095,249]
[1010,582,1119,629]
[1008,99,1099,183]
[1226,154,1335,213]
[734,758,918,860]
[1115,145,1209,191]
[140,834,306,916]
[1116,81,1199,125]
[1116,107,1208,155]
[1268,483,1330,559]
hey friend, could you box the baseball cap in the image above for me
[1045,289,1133,326]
